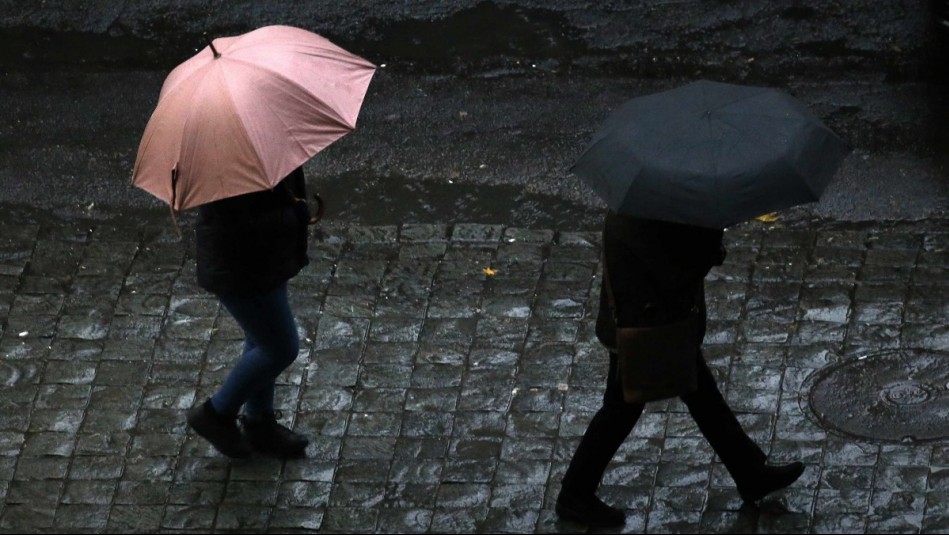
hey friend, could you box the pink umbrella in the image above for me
[132,25,376,211]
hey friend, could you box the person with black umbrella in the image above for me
[554,211,805,527]
[558,80,850,527]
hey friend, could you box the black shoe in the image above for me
[186,399,254,458]
[737,461,805,503]
[241,411,309,458]
[555,490,625,528]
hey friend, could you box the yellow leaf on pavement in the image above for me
[483,267,497,276]
[755,212,780,222]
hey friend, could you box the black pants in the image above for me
[560,350,767,497]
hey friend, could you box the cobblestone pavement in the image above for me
[0,206,947,534]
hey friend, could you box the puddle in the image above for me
[347,2,587,76]
[313,171,603,230]
[0,172,605,232]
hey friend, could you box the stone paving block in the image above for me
[930,467,949,491]
[451,223,504,242]
[117,479,174,505]
[903,323,949,350]
[867,228,925,250]
[61,480,116,505]
[120,456,175,483]
[5,313,57,338]
[4,479,62,504]
[161,504,217,530]
[13,456,69,481]
[377,507,435,532]
[400,223,450,243]
[0,503,56,530]
[860,263,916,283]
[905,291,949,322]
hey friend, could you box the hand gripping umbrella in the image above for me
[132,25,376,212]
[570,80,851,229]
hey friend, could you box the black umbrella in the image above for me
[571,80,851,229]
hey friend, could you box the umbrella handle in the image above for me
[308,194,324,225]
[204,33,221,59]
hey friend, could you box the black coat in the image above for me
[195,167,311,296]
[595,211,726,350]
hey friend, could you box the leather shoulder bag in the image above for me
[602,255,700,404]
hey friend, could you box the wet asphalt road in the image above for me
[1,0,947,227]
[1,68,946,229]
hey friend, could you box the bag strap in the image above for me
[601,250,620,326]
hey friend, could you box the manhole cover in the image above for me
[807,349,949,442]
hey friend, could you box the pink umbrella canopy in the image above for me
[132,25,376,211]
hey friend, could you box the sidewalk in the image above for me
[0,205,947,534]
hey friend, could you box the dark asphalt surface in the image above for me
[1,0,947,227]
[0,68,946,229]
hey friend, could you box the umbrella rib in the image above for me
[219,59,354,184]
[210,66,269,196]
[704,86,771,114]
[726,119,817,196]
[226,56,356,129]
[715,113,816,191]
[157,60,219,105]
[244,79,314,165]
[132,72,206,188]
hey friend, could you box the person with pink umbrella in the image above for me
[186,164,317,458]
[131,26,375,458]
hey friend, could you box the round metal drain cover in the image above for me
[807,349,949,442]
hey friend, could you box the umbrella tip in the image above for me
[204,33,221,59]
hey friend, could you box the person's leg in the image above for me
[229,338,276,419]
[680,350,803,502]
[680,350,766,478]
[557,351,641,526]
[217,283,309,457]
[211,283,299,417]
[188,282,305,458]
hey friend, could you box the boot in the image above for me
[736,461,805,503]
[555,491,625,528]
[186,399,254,459]
[241,411,309,458]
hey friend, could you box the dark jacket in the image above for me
[595,211,726,350]
[195,167,311,296]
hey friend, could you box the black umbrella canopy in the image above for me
[571,80,852,229]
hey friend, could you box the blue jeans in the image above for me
[210,282,300,418]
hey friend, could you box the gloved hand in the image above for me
[292,199,312,225]
[291,195,324,226]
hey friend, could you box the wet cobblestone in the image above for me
[0,208,947,533]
